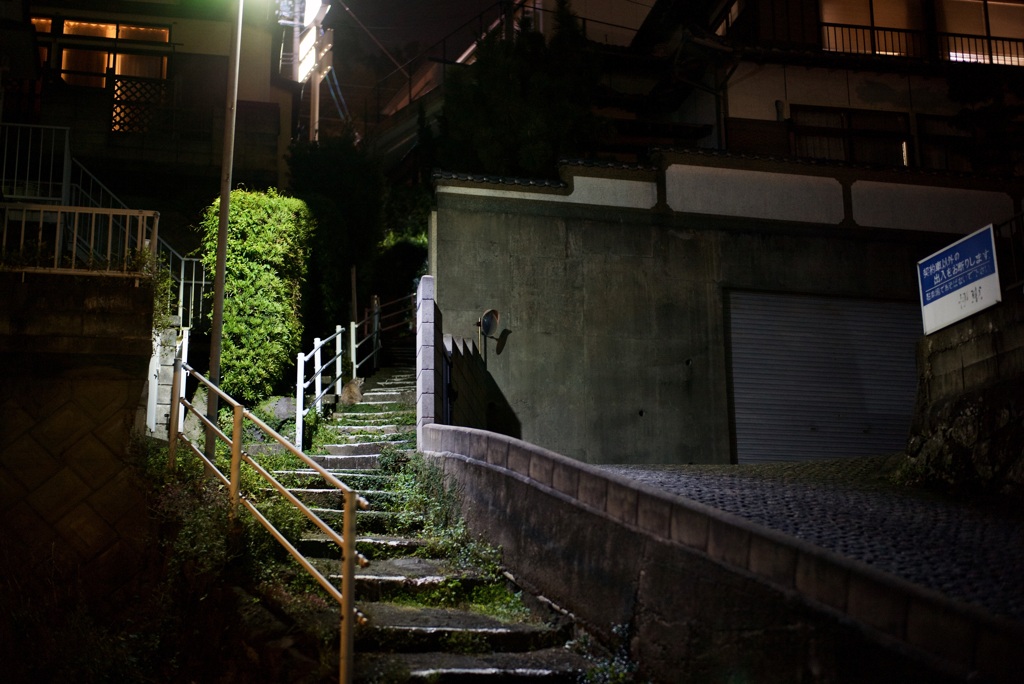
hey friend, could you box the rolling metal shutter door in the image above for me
[728,292,920,463]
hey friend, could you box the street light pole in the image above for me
[207,0,244,457]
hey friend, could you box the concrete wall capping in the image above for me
[528,453,554,487]
[605,480,639,526]
[796,551,851,612]
[485,433,510,468]
[707,517,752,568]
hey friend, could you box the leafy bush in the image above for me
[199,189,314,403]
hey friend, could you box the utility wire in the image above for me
[335,1,409,77]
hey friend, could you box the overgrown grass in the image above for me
[0,434,348,683]
[377,445,531,622]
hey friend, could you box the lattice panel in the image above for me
[111,77,166,133]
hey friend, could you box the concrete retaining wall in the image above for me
[0,273,154,602]
[431,156,976,464]
[420,423,1024,684]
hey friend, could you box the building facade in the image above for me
[2,0,332,237]
[429,0,1024,465]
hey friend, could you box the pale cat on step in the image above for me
[339,377,364,406]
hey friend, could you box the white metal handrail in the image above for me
[296,324,346,448]
[168,359,368,684]
[0,202,159,276]
[349,296,379,380]
[0,123,71,204]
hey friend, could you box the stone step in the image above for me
[310,556,493,602]
[355,603,575,654]
[309,453,382,469]
[354,648,590,683]
[333,406,412,419]
[289,486,404,509]
[356,535,429,561]
[329,424,405,435]
[324,439,413,456]
[295,532,426,559]
[331,415,415,428]
[299,533,426,561]
[278,468,394,489]
[306,508,420,535]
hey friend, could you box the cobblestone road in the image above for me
[601,455,1024,624]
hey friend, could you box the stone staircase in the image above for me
[280,366,591,682]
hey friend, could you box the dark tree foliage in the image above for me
[288,130,385,340]
[438,0,602,179]
[945,65,1024,176]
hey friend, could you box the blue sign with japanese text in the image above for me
[917,225,1001,335]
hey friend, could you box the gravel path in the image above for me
[600,455,1024,623]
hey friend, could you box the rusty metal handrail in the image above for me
[168,359,368,684]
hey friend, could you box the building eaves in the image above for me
[432,169,568,189]
[654,147,1021,189]
[434,160,658,190]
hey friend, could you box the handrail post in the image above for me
[296,351,305,448]
[349,324,357,379]
[229,403,243,521]
[168,357,182,471]
[372,295,381,372]
[314,337,323,413]
[335,324,344,396]
[339,488,357,684]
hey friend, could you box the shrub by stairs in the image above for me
[278,366,591,683]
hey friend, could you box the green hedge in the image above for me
[200,189,314,403]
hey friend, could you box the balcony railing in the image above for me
[821,23,926,58]
[941,32,1024,66]
[1,202,159,277]
[822,23,1024,66]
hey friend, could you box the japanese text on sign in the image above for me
[917,225,1001,335]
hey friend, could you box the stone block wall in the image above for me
[0,273,154,602]
[906,297,1024,500]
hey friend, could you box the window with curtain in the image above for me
[34,18,170,87]
[791,105,911,167]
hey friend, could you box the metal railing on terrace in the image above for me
[1,123,71,204]
[1,122,208,323]
[821,23,1024,66]
[1,202,159,277]
[169,360,368,684]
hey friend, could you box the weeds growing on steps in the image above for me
[374,444,533,621]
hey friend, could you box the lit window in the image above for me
[64,21,117,39]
